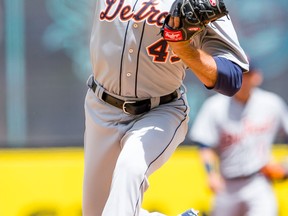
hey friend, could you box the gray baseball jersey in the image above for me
[90,0,248,98]
[190,88,288,178]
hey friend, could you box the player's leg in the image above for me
[211,180,245,216]
[82,90,132,216]
[102,93,190,216]
[245,176,277,216]
[211,193,244,216]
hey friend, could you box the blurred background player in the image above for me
[189,61,288,216]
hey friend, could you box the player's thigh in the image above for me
[84,89,125,179]
[211,193,244,216]
[119,95,190,177]
[246,178,277,216]
[83,90,129,214]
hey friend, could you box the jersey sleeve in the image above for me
[189,96,220,148]
[193,15,249,72]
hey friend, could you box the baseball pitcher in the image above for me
[82,0,249,215]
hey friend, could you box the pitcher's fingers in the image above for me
[168,16,174,28]
[168,16,181,29]
[173,16,181,28]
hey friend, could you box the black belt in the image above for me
[88,78,178,115]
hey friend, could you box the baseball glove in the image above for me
[161,0,228,42]
[261,162,288,181]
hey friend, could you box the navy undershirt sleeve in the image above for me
[207,57,243,97]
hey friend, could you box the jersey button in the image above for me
[126,72,132,77]
[129,49,133,54]
[133,23,138,28]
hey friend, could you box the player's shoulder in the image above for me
[205,93,230,104]
[254,88,287,107]
[205,14,235,36]
[255,88,284,101]
[201,93,230,110]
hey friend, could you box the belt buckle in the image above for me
[123,101,137,115]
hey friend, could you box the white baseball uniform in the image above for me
[190,88,288,216]
[83,0,248,215]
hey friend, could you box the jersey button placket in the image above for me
[121,21,142,97]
